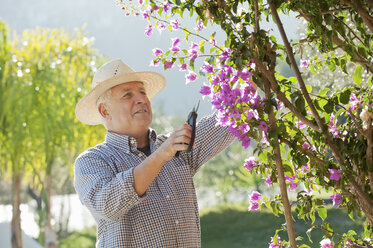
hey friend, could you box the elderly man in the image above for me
[74,59,234,247]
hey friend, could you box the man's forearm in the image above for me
[132,149,168,196]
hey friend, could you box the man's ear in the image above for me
[98,103,111,120]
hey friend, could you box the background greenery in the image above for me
[59,202,365,248]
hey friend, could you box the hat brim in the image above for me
[75,71,166,125]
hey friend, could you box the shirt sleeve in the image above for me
[180,112,235,175]
[74,152,146,222]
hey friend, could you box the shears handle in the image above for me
[175,109,198,157]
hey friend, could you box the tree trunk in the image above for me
[45,166,58,248]
[11,171,23,248]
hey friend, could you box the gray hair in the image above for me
[97,88,112,126]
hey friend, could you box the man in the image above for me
[74,59,235,247]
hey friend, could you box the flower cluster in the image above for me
[248,191,262,211]
[243,156,257,171]
[285,174,297,191]
[269,235,281,248]
[320,238,333,248]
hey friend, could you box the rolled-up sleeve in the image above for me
[74,153,146,222]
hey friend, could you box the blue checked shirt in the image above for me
[74,113,234,247]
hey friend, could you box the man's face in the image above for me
[104,81,152,136]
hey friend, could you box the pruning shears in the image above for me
[175,100,200,157]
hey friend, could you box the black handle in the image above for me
[175,110,197,157]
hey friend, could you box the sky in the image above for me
[0,0,300,118]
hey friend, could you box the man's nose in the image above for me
[135,93,147,104]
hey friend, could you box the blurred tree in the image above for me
[0,22,106,248]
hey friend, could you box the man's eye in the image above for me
[141,91,147,95]
[123,93,131,98]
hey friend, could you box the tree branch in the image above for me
[298,9,373,73]
[263,76,298,248]
[343,0,373,33]
[280,138,327,166]
[270,3,348,168]
[366,118,373,194]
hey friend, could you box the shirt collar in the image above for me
[105,129,157,153]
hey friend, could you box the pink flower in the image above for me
[170,38,180,53]
[328,169,342,181]
[285,174,296,182]
[300,59,309,68]
[328,114,340,138]
[144,25,153,36]
[170,19,180,30]
[244,157,257,171]
[265,175,272,187]
[300,164,309,173]
[269,235,281,248]
[185,71,197,83]
[275,98,284,110]
[188,42,199,60]
[195,19,206,31]
[152,48,163,56]
[250,191,262,201]
[200,85,211,96]
[259,121,268,133]
[202,62,214,73]
[179,64,187,71]
[349,93,361,111]
[149,58,161,67]
[248,201,259,211]
[164,60,174,69]
[157,22,166,33]
[331,193,343,205]
[289,182,297,191]
[320,238,333,248]
[296,120,306,129]
[142,9,150,19]
[162,1,171,12]
[302,143,310,149]
[220,47,231,60]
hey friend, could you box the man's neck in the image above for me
[135,131,150,148]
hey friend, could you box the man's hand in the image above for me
[155,123,193,162]
[133,123,194,196]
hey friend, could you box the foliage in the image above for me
[0,21,106,246]
[58,227,97,248]
[57,202,366,248]
[195,140,265,204]
[199,202,365,248]
[120,0,373,247]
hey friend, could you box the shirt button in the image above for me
[166,195,170,199]
[175,220,179,225]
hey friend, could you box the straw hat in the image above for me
[75,59,166,125]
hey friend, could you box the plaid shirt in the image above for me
[74,113,234,247]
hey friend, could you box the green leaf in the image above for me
[310,211,315,223]
[318,207,327,220]
[298,245,311,248]
[306,227,314,243]
[306,85,312,93]
[339,90,351,104]
[339,57,347,73]
[328,62,336,72]
[318,88,330,97]
[323,101,334,114]
[353,65,363,87]
[189,60,195,71]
